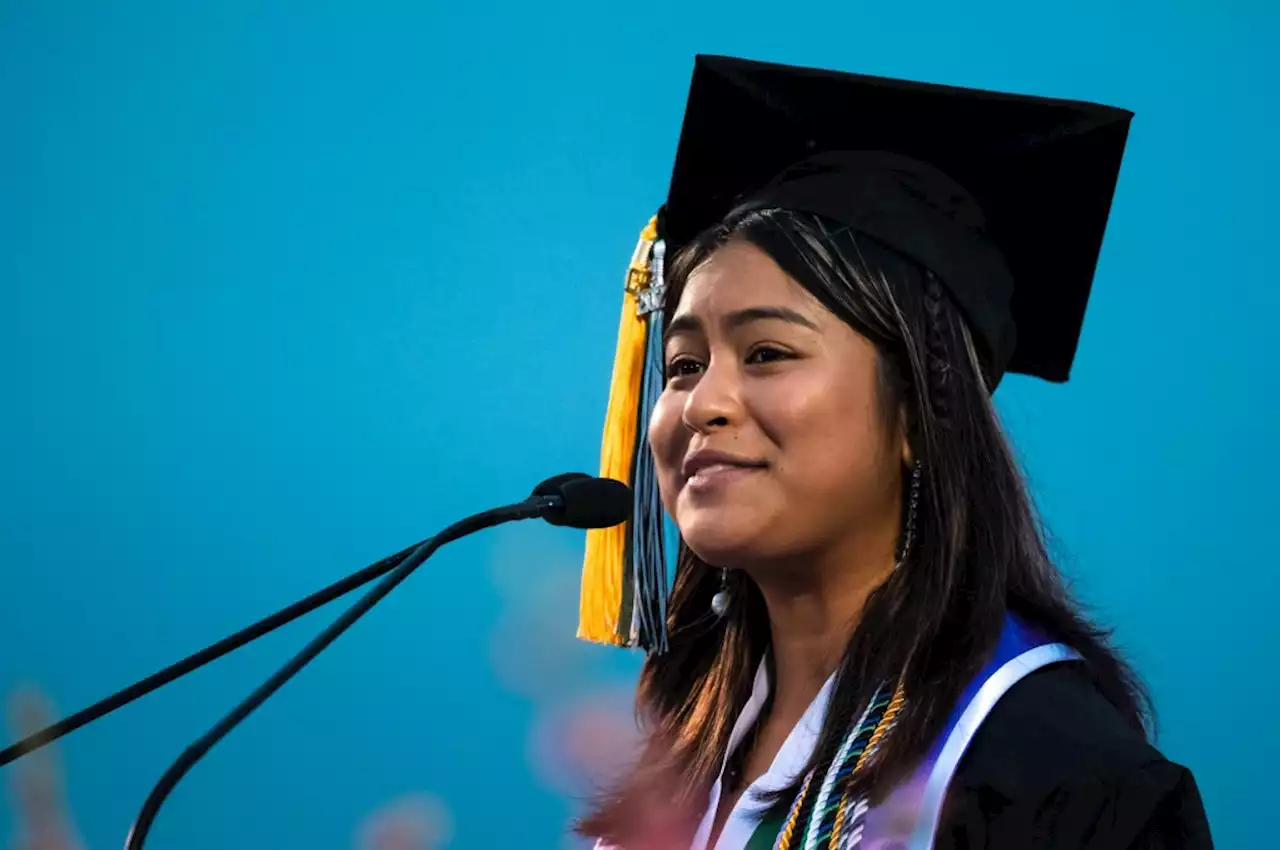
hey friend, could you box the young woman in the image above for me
[571,56,1213,850]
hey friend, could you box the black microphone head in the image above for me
[536,475,632,529]
[530,472,592,497]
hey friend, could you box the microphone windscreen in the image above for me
[530,472,592,497]
[540,476,633,529]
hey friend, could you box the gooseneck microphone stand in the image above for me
[122,475,627,849]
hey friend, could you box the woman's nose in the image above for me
[681,360,743,433]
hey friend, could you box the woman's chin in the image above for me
[677,512,773,567]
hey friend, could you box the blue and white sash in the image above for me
[858,613,1081,849]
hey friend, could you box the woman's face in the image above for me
[649,239,905,570]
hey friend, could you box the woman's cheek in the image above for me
[647,392,688,507]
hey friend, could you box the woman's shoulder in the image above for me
[956,662,1161,795]
[936,662,1214,849]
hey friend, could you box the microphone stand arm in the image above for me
[0,539,428,768]
[123,500,544,850]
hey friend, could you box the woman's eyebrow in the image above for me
[664,306,818,347]
[722,306,818,331]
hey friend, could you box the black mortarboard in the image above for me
[662,54,1135,385]
[578,56,1134,651]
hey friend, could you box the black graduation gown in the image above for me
[934,664,1214,849]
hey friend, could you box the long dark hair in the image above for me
[577,208,1151,846]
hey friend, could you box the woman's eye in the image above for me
[745,345,791,365]
[666,356,703,378]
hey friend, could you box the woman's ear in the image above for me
[898,404,914,467]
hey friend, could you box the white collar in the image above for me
[689,657,838,850]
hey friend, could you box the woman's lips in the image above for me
[685,462,764,492]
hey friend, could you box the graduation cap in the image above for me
[577,55,1134,651]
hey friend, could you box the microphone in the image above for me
[0,474,630,770]
[533,472,633,529]
[121,474,629,850]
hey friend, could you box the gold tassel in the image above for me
[578,216,660,647]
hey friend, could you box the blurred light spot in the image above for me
[5,686,86,850]
[486,527,604,702]
[526,688,638,797]
[353,791,454,850]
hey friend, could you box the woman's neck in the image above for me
[753,536,898,721]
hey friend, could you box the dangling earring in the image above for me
[711,568,731,617]
[896,461,923,568]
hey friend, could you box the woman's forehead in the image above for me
[675,241,820,317]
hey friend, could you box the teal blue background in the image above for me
[2,1,1275,848]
